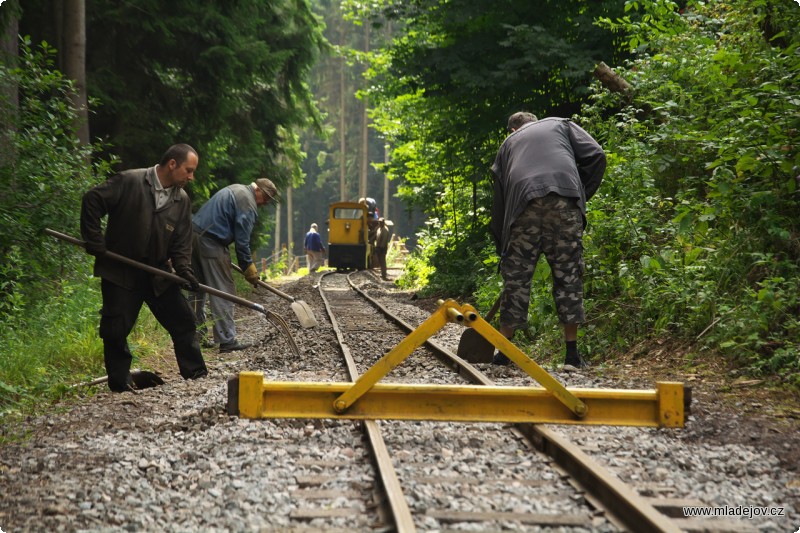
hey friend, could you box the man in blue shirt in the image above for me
[303,223,326,273]
[190,178,278,352]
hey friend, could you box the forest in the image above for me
[0,0,798,419]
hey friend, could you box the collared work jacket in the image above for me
[80,167,195,295]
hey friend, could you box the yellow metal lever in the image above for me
[332,298,459,413]
[460,303,587,417]
[332,299,587,419]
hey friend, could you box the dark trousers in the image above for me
[100,276,206,391]
[374,246,388,279]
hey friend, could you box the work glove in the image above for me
[244,263,260,287]
[84,240,107,256]
[182,271,200,292]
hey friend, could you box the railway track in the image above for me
[298,270,687,532]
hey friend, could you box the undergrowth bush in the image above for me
[400,1,799,382]
[581,0,799,382]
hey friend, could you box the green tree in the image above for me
[358,0,626,292]
[0,38,104,317]
[578,0,799,377]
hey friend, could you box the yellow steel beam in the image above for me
[235,372,685,427]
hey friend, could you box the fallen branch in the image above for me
[593,61,633,96]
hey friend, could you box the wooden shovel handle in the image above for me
[230,262,295,302]
[44,228,267,314]
[485,295,501,321]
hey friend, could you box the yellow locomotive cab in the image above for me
[328,201,371,270]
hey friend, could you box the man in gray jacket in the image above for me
[190,179,278,352]
[490,112,605,368]
[81,144,208,391]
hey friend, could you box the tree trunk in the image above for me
[286,185,294,265]
[339,53,346,202]
[383,143,390,220]
[339,22,347,202]
[1,4,19,167]
[274,196,282,259]
[358,22,369,200]
[62,0,90,145]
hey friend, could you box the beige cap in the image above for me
[255,178,278,202]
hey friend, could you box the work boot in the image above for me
[219,341,253,353]
[563,353,589,371]
[492,350,511,366]
[131,370,165,389]
[186,368,208,380]
[108,374,135,393]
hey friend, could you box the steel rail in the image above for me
[318,271,416,532]
[347,270,681,533]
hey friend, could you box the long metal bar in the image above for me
[238,373,684,427]
[46,229,268,312]
[332,298,587,419]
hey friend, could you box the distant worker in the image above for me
[80,143,208,392]
[304,223,326,273]
[359,197,381,267]
[190,178,278,352]
[361,197,379,220]
[490,112,605,369]
[374,217,392,280]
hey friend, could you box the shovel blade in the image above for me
[291,300,318,328]
[456,329,496,363]
[131,370,165,389]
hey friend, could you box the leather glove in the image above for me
[182,271,200,292]
[84,240,107,256]
[244,263,260,287]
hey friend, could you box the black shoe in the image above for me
[492,351,511,366]
[186,368,208,380]
[564,354,589,369]
[108,375,135,393]
[219,341,253,353]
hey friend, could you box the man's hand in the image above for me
[182,271,200,292]
[244,263,260,287]
[84,241,107,256]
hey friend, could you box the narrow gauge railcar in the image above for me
[327,201,371,270]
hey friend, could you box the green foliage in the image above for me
[0,38,172,424]
[12,0,327,203]
[579,0,799,379]
[363,0,626,300]
[384,0,799,382]
[0,272,175,426]
[0,38,105,322]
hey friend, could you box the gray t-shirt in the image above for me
[490,117,605,255]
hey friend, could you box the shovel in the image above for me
[456,296,501,363]
[230,263,318,328]
[71,369,165,390]
[45,228,299,356]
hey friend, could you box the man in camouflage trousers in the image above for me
[490,112,605,368]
